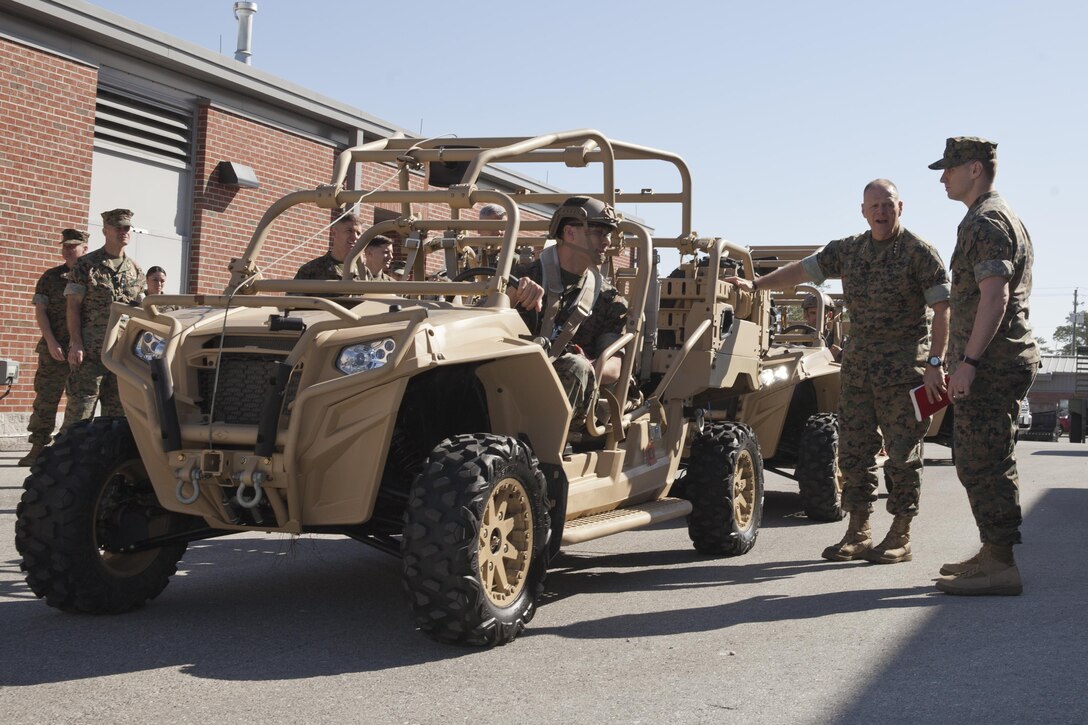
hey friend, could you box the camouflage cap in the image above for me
[928,137,997,170]
[60,228,89,245]
[101,208,134,227]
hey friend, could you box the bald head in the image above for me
[863,178,899,199]
[861,179,903,242]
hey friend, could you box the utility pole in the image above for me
[1074,288,1080,357]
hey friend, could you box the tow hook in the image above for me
[235,470,265,509]
[176,467,202,505]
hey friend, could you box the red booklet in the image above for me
[910,380,951,422]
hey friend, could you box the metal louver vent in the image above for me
[94,88,191,164]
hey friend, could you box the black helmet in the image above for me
[548,196,620,239]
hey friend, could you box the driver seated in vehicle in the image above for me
[802,292,842,361]
[508,197,629,430]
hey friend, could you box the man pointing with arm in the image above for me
[728,179,949,565]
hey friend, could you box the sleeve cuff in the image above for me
[31,294,48,307]
[973,259,1013,283]
[801,254,826,284]
[64,282,86,298]
[924,283,951,306]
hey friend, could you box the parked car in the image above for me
[1020,408,1063,442]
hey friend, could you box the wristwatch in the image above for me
[960,354,980,367]
[927,355,942,367]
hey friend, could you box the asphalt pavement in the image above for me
[1,439,1085,724]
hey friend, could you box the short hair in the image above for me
[479,203,506,220]
[366,234,394,248]
[802,293,834,311]
[146,266,167,277]
[979,157,997,181]
[863,178,899,198]
[332,209,362,225]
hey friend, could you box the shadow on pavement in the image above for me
[537,487,1088,721]
[0,535,475,685]
[830,487,1088,723]
[532,584,937,641]
[1031,447,1088,457]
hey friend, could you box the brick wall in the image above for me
[190,104,338,291]
[0,38,97,418]
[189,118,552,287]
[0,50,554,435]
[191,116,550,290]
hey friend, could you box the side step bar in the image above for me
[560,497,692,545]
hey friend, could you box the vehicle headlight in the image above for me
[336,338,396,375]
[134,331,167,362]
[758,365,790,387]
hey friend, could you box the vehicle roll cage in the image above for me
[223,130,756,298]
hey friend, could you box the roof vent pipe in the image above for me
[233,1,257,64]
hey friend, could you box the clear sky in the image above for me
[88,0,1087,346]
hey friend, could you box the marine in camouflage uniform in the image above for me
[20,229,89,465]
[727,180,950,564]
[144,265,178,313]
[929,137,1040,596]
[805,223,949,522]
[362,235,396,281]
[294,212,370,292]
[521,257,628,427]
[63,209,145,428]
[294,250,364,281]
[517,197,628,429]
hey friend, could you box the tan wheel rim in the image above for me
[733,449,757,529]
[94,459,165,575]
[478,476,534,607]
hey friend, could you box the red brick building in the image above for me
[0,0,567,443]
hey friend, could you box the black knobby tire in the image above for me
[796,412,844,522]
[401,433,550,646]
[15,417,190,614]
[686,423,764,556]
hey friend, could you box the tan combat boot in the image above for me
[935,544,1022,596]
[821,510,872,562]
[17,444,44,467]
[861,515,912,564]
[939,545,986,576]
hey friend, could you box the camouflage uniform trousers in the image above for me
[553,352,599,429]
[61,353,123,430]
[27,351,71,446]
[952,363,1037,547]
[839,366,931,516]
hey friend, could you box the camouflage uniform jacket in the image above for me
[521,259,628,359]
[294,252,362,282]
[948,191,1040,372]
[802,226,949,386]
[363,266,394,281]
[64,248,145,357]
[31,264,73,354]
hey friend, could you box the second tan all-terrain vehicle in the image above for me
[18,130,782,646]
[730,246,844,521]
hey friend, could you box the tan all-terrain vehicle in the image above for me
[18,131,778,646]
[728,246,844,521]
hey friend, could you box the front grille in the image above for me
[203,336,298,352]
[198,354,283,424]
